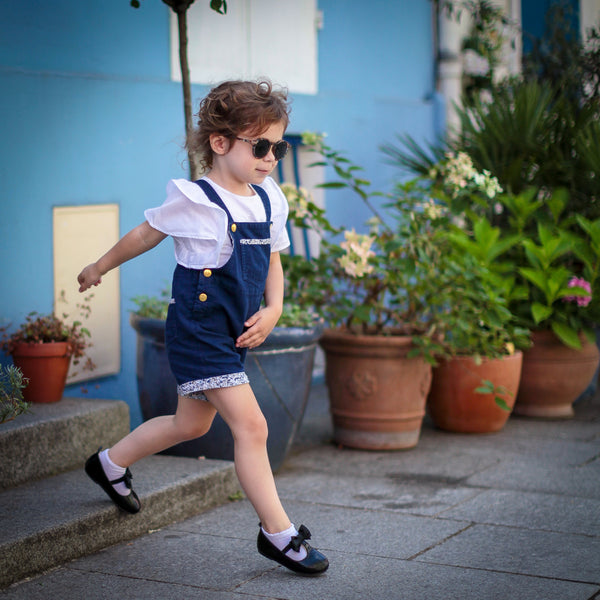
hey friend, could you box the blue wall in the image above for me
[0,0,437,426]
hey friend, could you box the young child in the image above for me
[77,79,329,576]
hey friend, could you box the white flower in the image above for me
[281,182,312,219]
[338,229,375,278]
[422,199,445,220]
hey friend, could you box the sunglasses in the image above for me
[236,137,290,161]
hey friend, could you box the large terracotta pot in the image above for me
[319,328,432,450]
[427,352,523,433]
[11,342,71,403]
[514,330,600,418]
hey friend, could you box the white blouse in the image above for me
[145,176,290,269]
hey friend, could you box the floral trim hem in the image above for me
[178,372,249,401]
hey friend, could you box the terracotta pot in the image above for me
[514,330,600,418]
[319,328,432,450]
[11,342,72,403]
[427,352,523,433]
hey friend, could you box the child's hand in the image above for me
[78,263,103,293]
[236,306,281,349]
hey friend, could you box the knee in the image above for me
[235,412,269,446]
[173,414,213,441]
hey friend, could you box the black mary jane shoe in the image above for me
[84,449,141,514]
[257,524,329,575]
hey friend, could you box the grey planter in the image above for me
[130,314,322,471]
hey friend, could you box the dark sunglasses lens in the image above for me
[253,139,271,159]
[252,139,288,160]
[273,141,288,160]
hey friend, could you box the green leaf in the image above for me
[519,267,547,292]
[317,182,348,189]
[210,0,227,14]
[551,321,582,350]
[547,188,568,223]
[531,302,552,324]
[494,397,511,411]
[475,380,495,394]
[334,164,351,179]
[576,215,600,244]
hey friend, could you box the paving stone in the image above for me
[440,489,600,536]
[0,569,266,600]
[238,550,599,600]
[465,455,600,499]
[417,523,600,584]
[274,470,485,516]
[174,499,470,559]
[61,528,275,591]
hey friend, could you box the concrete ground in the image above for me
[2,382,599,600]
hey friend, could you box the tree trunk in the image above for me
[176,9,200,180]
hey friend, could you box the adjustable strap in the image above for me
[109,468,133,490]
[251,184,272,223]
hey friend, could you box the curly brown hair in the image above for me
[187,79,291,173]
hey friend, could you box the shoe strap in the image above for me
[283,524,311,553]
[109,468,133,489]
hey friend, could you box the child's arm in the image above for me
[236,251,284,349]
[78,221,167,292]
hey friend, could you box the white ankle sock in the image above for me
[262,524,308,561]
[99,449,130,496]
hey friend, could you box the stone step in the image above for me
[0,454,240,588]
[0,397,130,491]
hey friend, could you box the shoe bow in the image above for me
[289,524,311,552]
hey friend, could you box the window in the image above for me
[170,0,319,95]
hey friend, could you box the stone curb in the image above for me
[0,455,240,588]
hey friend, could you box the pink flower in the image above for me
[563,277,592,307]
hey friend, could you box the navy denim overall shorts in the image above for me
[165,179,272,399]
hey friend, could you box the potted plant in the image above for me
[418,161,529,433]
[292,134,529,447]
[494,190,599,418]
[0,294,94,403]
[434,151,600,417]
[129,215,324,472]
[0,364,30,424]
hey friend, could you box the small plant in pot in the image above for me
[0,364,30,424]
[0,293,95,403]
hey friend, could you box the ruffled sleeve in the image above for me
[144,179,229,269]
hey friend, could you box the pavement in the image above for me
[2,381,599,600]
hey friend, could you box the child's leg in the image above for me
[205,384,290,534]
[85,395,217,514]
[108,395,217,467]
[206,383,329,574]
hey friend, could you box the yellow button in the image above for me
[199,293,207,302]
[203,269,212,278]
[231,224,237,232]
